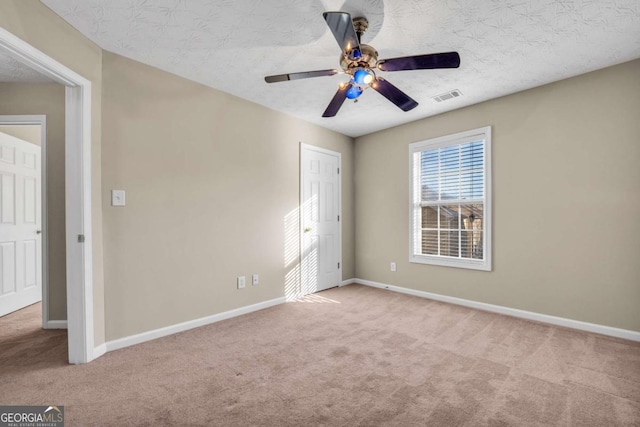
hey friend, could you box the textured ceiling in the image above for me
[0,50,53,83]
[41,0,640,137]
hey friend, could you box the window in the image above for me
[409,126,491,271]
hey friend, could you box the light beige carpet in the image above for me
[1,284,639,426]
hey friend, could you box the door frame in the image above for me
[299,143,342,296]
[0,28,95,364]
[0,115,51,327]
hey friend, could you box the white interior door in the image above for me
[0,132,42,317]
[300,144,341,295]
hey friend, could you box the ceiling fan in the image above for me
[264,12,460,117]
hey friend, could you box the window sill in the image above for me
[410,254,491,271]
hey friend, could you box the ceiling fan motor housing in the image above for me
[341,44,379,75]
[340,16,377,76]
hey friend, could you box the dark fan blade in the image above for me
[377,52,460,72]
[265,69,338,83]
[323,12,361,55]
[322,83,351,117]
[371,78,418,112]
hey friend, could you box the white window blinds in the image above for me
[409,127,492,271]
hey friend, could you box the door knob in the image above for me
[304,227,312,233]
[36,230,42,234]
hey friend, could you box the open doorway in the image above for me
[0,115,71,330]
[0,120,46,322]
[0,27,95,363]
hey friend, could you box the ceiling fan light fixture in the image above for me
[354,68,373,85]
[345,85,363,99]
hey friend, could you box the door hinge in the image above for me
[337,262,340,269]
[337,215,340,221]
[77,234,85,243]
[337,167,340,174]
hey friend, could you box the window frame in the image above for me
[408,126,492,271]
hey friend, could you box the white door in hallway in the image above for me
[300,144,341,295]
[0,132,41,317]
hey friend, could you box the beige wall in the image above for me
[101,52,354,340]
[0,84,67,319]
[0,1,105,345]
[0,125,41,146]
[355,59,640,332]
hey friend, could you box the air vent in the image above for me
[433,89,462,102]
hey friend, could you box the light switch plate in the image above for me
[111,190,126,207]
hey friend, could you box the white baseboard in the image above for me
[353,278,640,342]
[43,320,67,329]
[93,343,107,359]
[104,296,287,353]
[340,279,355,287]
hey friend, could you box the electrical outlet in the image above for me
[237,276,246,289]
[252,274,259,286]
[390,262,397,272]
